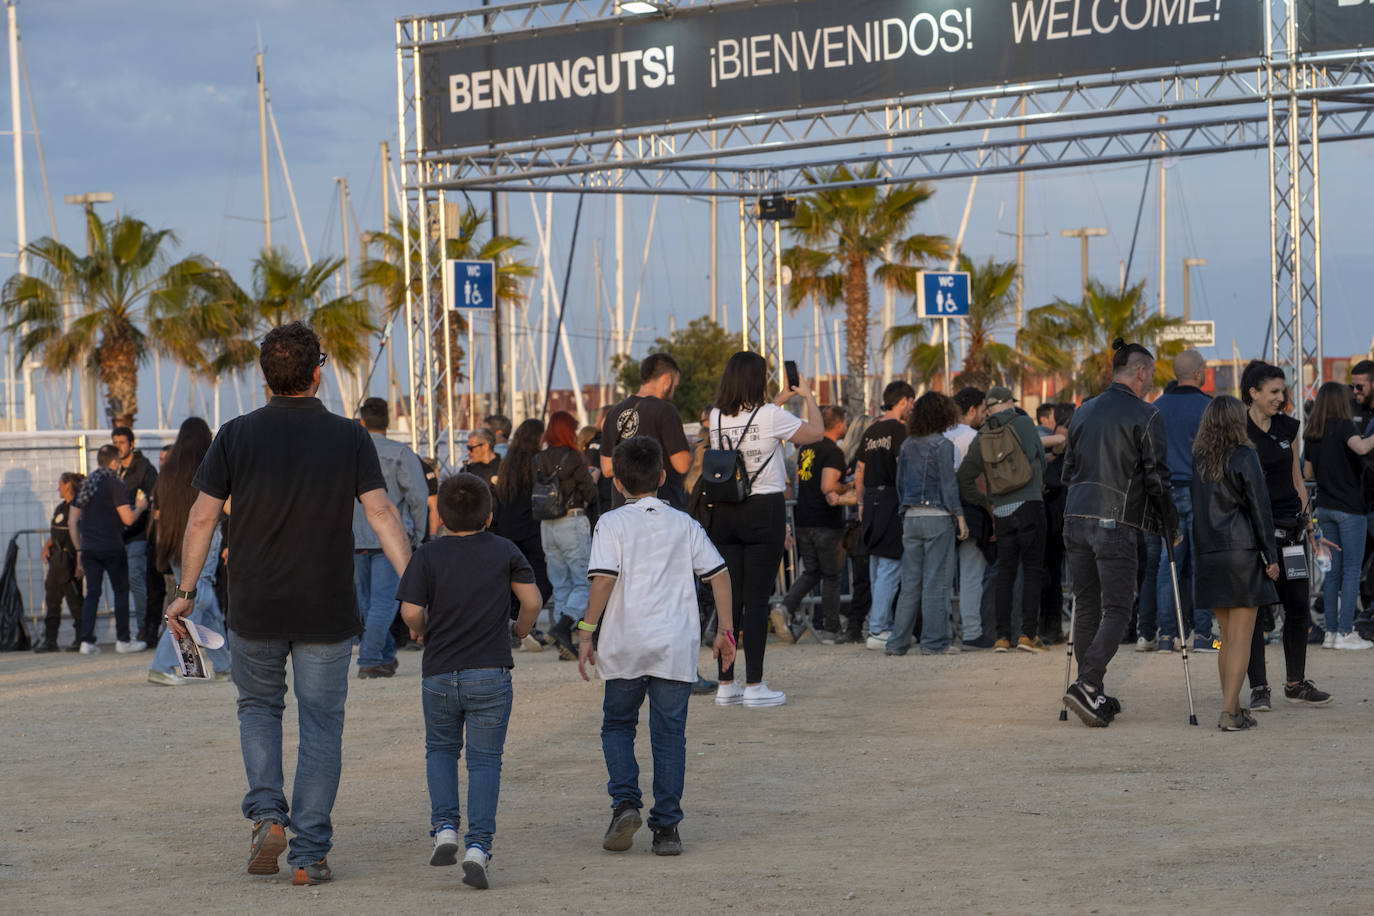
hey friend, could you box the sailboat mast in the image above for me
[8,1,32,430]
[256,50,271,249]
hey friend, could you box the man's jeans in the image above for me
[540,513,591,624]
[125,539,147,638]
[992,502,1046,642]
[1138,530,1161,640]
[782,526,845,630]
[1065,517,1139,691]
[228,632,351,867]
[868,556,901,636]
[1320,507,1367,634]
[354,551,399,668]
[1156,485,1207,639]
[887,514,957,653]
[601,676,691,830]
[956,539,987,641]
[422,668,513,854]
[79,548,129,644]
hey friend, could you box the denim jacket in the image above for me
[351,432,428,549]
[896,434,962,516]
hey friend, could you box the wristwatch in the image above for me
[174,586,197,601]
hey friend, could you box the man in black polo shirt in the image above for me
[600,353,691,509]
[165,322,412,887]
[773,406,852,643]
[69,445,148,654]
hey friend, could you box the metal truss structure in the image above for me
[396,0,1373,455]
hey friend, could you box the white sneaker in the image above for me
[714,683,744,706]
[461,846,490,889]
[1334,632,1374,650]
[429,826,460,866]
[865,631,891,650]
[1323,632,1337,649]
[1134,636,1152,653]
[115,639,146,653]
[79,641,101,655]
[742,682,787,707]
[147,669,188,686]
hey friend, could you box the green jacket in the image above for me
[956,408,1046,512]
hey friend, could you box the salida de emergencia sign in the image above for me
[426,0,1263,148]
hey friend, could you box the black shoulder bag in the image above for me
[700,407,774,505]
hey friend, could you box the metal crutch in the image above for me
[1165,538,1199,726]
[1059,595,1077,721]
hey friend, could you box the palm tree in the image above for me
[358,209,534,404]
[1020,278,1186,397]
[783,164,950,417]
[885,254,1022,392]
[0,212,206,427]
[882,319,944,387]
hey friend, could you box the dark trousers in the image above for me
[43,551,83,642]
[1065,517,1139,691]
[1247,557,1312,688]
[993,502,1046,641]
[142,556,168,643]
[781,526,845,630]
[79,548,130,644]
[844,545,870,637]
[1039,521,1065,639]
[708,492,786,684]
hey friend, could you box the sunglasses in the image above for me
[319,353,329,367]
[467,440,486,448]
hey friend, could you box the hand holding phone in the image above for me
[784,359,800,390]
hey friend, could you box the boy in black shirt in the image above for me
[398,473,542,890]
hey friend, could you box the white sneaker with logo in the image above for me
[430,825,459,866]
[461,846,490,889]
[742,682,787,708]
[865,631,891,651]
[1334,632,1374,650]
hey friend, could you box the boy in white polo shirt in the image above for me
[577,436,734,856]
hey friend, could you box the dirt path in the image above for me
[3,635,1373,914]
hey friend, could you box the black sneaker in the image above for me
[551,617,577,660]
[691,675,718,695]
[1101,694,1123,723]
[651,825,682,856]
[829,631,859,646]
[32,638,58,653]
[1284,680,1333,706]
[602,802,642,852]
[1063,681,1110,727]
[1250,686,1272,712]
[963,633,997,650]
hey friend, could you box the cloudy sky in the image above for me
[1,1,1371,430]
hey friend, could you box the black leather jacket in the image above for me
[1190,446,1278,564]
[1063,382,1177,536]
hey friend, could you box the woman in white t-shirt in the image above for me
[707,351,823,708]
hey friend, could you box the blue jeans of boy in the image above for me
[868,556,901,636]
[887,515,957,654]
[354,550,399,668]
[1320,507,1367,634]
[228,632,351,867]
[601,676,691,830]
[540,513,591,623]
[422,668,513,854]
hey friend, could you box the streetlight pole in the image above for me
[64,192,114,430]
[1061,227,1108,298]
[1182,257,1207,322]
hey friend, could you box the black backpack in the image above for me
[531,453,569,521]
[700,407,774,505]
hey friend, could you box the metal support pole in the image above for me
[396,25,418,453]
[738,197,748,352]
[773,220,784,387]
[438,192,456,466]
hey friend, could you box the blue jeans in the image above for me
[888,515,957,653]
[867,556,901,636]
[422,668,513,854]
[540,513,591,623]
[956,540,987,641]
[1139,530,1161,640]
[601,676,691,830]
[79,548,129,643]
[125,539,147,637]
[1156,486,1208,639]
[354,551,399,668]
[1320,507,1367,634]
[151,558,231,675]
[228,632,351,867]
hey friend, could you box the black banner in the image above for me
[425,0,1264,149]
[1298,0,1374,52]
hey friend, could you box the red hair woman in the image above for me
[535,411,598,659]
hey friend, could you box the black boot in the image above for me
[550,616,577,660]
[33,636,58,653]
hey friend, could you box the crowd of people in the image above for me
[27,318,1374,887]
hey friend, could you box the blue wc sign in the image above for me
[918,271,971,318]
[449,259,496,310]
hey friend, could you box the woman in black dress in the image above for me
[1191,395,1280,731]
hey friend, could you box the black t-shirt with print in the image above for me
[858,418,907,488]
[1306,418,1366,515]
[601,394,690,507]
[1246,412,1302,520]
[193,396,386,642]
[793,437,846,529]
[396,531,535,678]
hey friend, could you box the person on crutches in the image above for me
[1059,340,1179,727]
